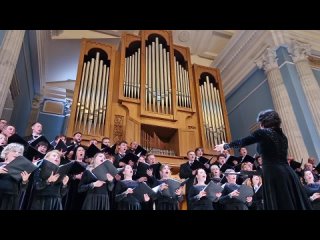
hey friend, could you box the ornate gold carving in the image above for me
[113,115,124,142]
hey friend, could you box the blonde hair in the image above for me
[1,143,24,159]
[44,150,61,159]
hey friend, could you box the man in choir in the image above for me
[50,134,66,147]
[66,132,83,159]
[179,150,197,209]
[2,124,16,138]
[24,122,43,143]
[114,140,128,168]
[0,119,7,133]
[101,137,111,148]
[212,154,232,173]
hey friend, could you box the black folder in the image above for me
[4,156,38,181]
[133,182,156,202]
[235,184,254,203]
[54,139,68,152]
[203,180,223,202]
[161,178,182,197]
[92,160,118,181]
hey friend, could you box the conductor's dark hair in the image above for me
[257,109,281,128]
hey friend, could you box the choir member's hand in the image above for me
[229,190,240,198]
[146,169,153,177]
[198,190,207,198]
[311,192,320,201]
[246,196,253,203]
[93,180,105,188]
[213,141,226,153]
[125,188,133,194]
[106,173,114,182]
[204,163,210,169]
[48,172,60,183]
[232,160,238,166]
[175,187,182,196]
[192,170,197,175]
[0,167,8,174]
[137,177,147,182]
[215,192,222,198]
[75,173,83,180]
[32,157,40,164]
[160,183,168,191]
[21,171,31,182]
[119,162,126,167]
[62,175,69,186]
[143,194,150,202]
[115,174,121,181]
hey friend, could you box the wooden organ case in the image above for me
[67,30,231,169]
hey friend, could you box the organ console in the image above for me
[67,30,231,168]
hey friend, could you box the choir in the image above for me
[0,119,319,210]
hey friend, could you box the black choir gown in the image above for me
[0,173,27,210]
[304,183,320,210]
[188,185,213,210]
[224,128,312,210]
[250,186,264,210]
[29,168,68,210]
[153,179,183,210]
[114,180,142,210]
[78,170,114,210]
[219,183,250,210]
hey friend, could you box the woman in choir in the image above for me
[188,168,220,210]
[208,165,222,184]
[244,175,263,210]
[78,152,114,210]
[29,150,69,210]
[218,169,252,210]
[303,170,320,210]
[114,164,150,210]
[153,164,183,210]
[0,143,30,210]
[214,109,311,210]
[0,133,8,161]
[253,155,263,171]
[63,146,88,210]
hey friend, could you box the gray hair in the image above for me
[1,143,24,159]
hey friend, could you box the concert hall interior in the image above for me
[1,30,320,210]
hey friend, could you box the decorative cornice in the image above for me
[212,30,320,96]
[213,30,273,96]
[50,30,64,38]
[290,39,311,63]
[255,47,279,73]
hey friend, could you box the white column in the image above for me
[256,47,309,160]
[0,30,25,116]
[291,40,320,136]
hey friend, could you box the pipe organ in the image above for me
[67,30,231,166]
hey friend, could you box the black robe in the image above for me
[78,170,114,210]
[225,128,312,210]
[0,173,27,210]
[188,185,213,210]
[29,168,68,210]
[304,183,320,210]
[153,179,183,210]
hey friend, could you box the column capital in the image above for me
[290,39,311,63]
[32,94,42,109]
[255,47,278,73]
